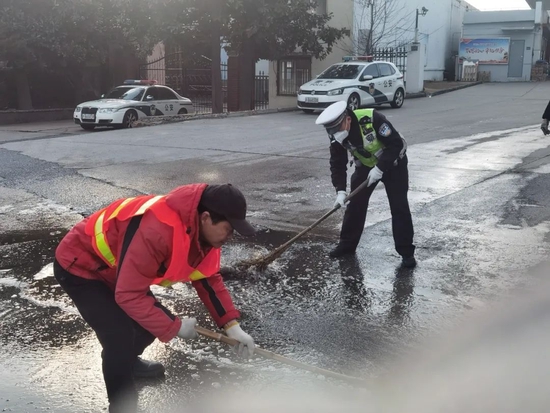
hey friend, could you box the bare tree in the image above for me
[348,0,413,55]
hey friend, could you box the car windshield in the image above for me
[103,87,144,101]
[318,64,363,80]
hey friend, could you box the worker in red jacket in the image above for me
[54,183,256,413]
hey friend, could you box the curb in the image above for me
[406,81,482,100]
[133,107,299,128]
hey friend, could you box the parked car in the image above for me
[297,56,405,113]
[73,80,195,131]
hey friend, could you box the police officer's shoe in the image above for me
[401,256,417,268]
[133,357,165,378]
[329,244,356,258]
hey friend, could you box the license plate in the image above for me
[305,97,319,103]
[82,114,95,120]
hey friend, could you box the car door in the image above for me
[377,63,397,102]
[157,87,179,115]
[143,87,160,116]
[359,63,384,105]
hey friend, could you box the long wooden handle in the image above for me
[269,178,372,255]
[195,326,364,385]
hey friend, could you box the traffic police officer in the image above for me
[316,101,416,267]
[541,100,550,135]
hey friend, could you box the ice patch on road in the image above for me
[18,201,73,216]
[0,277,28,289]
[33,263,54,280]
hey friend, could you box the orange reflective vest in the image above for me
[84,195,220,287]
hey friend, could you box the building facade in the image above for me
[354,0,476,82]
[460,1,546,82]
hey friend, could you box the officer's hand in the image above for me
[367,166,383,187]
[334,191,348,209]
[177,317,198,339]
[225,323,255,359]
[542,119,550,136]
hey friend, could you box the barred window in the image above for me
[277,57,312,96]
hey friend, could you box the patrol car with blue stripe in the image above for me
[74,80,195,131]
[297,56,405,114]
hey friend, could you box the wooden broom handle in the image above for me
[194,326,364,385]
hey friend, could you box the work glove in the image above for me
[542,119,550,135]
[367,166,383,187]
[177,317,198,339]
[333,190,348,209]
[225,323,255,359]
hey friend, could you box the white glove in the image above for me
[225,323,255,359]
[367,166,383,187]
[333,190,348,209]
[542,119,549,135]
[177,317,198,339]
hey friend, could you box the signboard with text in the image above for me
[459,38,510,64]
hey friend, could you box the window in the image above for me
[157,87,178,100]
[144,87,159,101]
[277,56,312,96]
[378,64,394,77]
[361,64,380,79]
[318,64,363,80]
[315,0,327,14]
[105,87,144,101]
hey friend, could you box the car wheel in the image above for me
[391,88,405,108]
[122,110,138,128]
[178,108,188,115]
[302,109,314,114]
[80,124,95,131]
[347,93,360,111]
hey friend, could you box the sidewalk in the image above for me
[407,80,481,99]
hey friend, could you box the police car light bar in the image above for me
[342,56,374,62]
[123,79,158,85]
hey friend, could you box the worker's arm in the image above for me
[330,140,349,192]
[192,274,241,328]
[372,110,405,172]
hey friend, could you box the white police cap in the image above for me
[315,101,348,129]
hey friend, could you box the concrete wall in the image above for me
[268,0,354,109]
[462,9,538,81]
[0,109,74,125]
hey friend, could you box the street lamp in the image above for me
[414,6,428,44]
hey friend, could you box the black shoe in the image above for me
[329,244,356,258]
[133,357,165,379]
[401,256,417,268]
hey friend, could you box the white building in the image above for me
[354,0,476,81]
[460,1,547,82]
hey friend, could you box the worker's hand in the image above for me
[333,191,348,209]
[542,119,550,135]
[367,166,383,187]
[225,322,255,359]
[177,317,198,340]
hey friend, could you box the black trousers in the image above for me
[339,155,415,258]
[53,260,172,413]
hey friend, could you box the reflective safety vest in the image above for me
[350,108,385,168]
[84,195,221,288]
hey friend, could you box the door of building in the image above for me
[508,40,525,78]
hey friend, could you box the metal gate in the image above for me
[140,52,269,113]
[372,47,407,77]
[140,53,226,113]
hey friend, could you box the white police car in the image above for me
[74,80,195,131]
[297,56,405,113]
